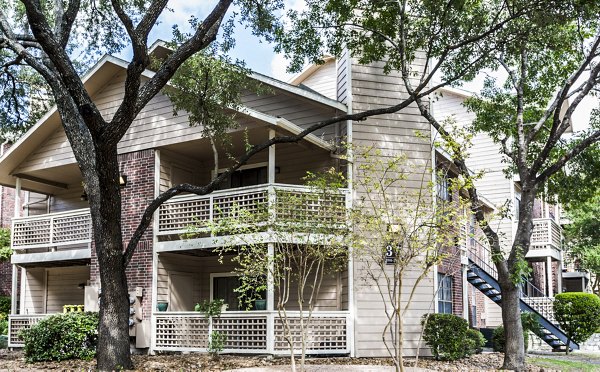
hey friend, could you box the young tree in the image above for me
[349,146,466,372]
[207,169,349,372]
[276,1,600,369]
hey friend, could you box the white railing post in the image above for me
[48,216,54,246]
[267,311,275,354]
[209,195,214,236]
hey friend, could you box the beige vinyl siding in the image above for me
[49,183,88,213]
[348,58,435,357]
[300,60,337,100]
[433,92,514,251]
[433,91,512,327]
[157,252,344,312]
[16,72,341,175]
[23,268,46,314]
[241,90,340,140]
[158,143,335,193]
[45,266,89,313]
[157,253,234,311]
[25,192,48,216]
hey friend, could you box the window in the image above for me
[437,175,452,202]
[437,273,453,314]
[218,166,268,189]
[211,274,267,311]
[514,192,521,221]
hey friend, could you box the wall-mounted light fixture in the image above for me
[119,175,128,187]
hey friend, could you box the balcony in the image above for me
[156,183,350,252]
[526,218,562,261]
[11,208,92,265]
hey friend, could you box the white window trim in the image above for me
[209,272,238,302]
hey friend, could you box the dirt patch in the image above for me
[0,350,548,371]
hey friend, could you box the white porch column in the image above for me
[268,129,276,184]
[266,242,275,354]
[557,253,563,294]
[14,177,21,218]
[10,265,17,314]
[13,177,22,314]
[546,256,554,297]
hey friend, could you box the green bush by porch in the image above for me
[20,312,98,362]
[422,313,485,360]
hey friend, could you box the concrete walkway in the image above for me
[226,366,433,372]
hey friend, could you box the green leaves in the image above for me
[554,292,600,345]
[20,312,99,362]
[0,228,11,262]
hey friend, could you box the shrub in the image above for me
[466,328,486,355]
[0,296,10,316]
[20,312,98,362]
[0,313,7,335]
[554,292,600,353]
[422,313,475,360]
[492,324,529,352]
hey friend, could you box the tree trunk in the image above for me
[498,188,536,371]
[86,148,133,371]
[500,284,525,370]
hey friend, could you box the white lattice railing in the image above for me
[153,311,350,354]
[11,209,92,250]
[8,314,47,347]
[522,297,555,323]
[157,184,349,236]
[530,218,562,250]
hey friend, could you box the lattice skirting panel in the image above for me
[8,316,45,347]
[273,315,348,352]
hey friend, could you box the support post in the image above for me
[267,242,275,354]
[268,129,276,184]
[546,256,554,297]
[10,265,17,314]
[14,177,21,218]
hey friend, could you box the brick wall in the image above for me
[90,149,155,320]
[439,245,464,317]
[0,182,17,297]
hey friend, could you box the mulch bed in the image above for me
[0,350,548,371]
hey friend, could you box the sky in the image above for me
[142,0,300,82]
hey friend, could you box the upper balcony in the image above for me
[10,183,350,261]
[156,183,350,252]
[526,218,562,261]
[11,208,92,265]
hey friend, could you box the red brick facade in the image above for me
[90,149,155,317]
[0,184,17,297]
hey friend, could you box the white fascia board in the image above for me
[238,106,335,152]
[250,72,347,112]
[11,248,91,264]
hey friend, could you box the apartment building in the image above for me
[0,46,575,355]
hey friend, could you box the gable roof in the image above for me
[0,53,341,194]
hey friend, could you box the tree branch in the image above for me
[106,0,233,146]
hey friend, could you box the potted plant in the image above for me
[156,302,168,312]
[254,299,267,310]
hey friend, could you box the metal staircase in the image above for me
[467,243,578,352]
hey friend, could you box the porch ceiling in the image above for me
[16,258,91,269]
[12,163,83,195]
[160,121,332,162]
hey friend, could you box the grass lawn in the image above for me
[528,357,600,371]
